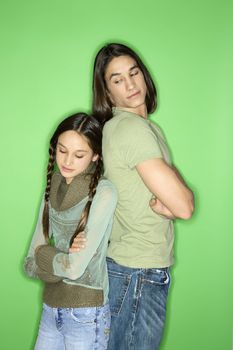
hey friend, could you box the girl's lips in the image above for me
[127,91,140,99]
[61,166,73,172]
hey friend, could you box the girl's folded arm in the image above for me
[36,181,117,280]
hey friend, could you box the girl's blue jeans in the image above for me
[106,257,171,350]
[35,302,110,350]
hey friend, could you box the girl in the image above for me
[24,113,117,350]
[71,43,194,350]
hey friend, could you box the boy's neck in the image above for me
[117,105,147,119]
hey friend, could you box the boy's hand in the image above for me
[150,198,175,220]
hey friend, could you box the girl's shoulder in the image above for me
[97,177,117,191]
[95,178,118,200]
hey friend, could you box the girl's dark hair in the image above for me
[92,43,157,123]
[42,113,103,246]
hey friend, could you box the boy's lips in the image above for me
[127,91,140,99]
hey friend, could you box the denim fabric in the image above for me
[106,258,171,350]
[35,303,110,350]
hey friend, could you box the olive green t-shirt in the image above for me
[103,108,174,268]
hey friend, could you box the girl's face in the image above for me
[56,130,98,184]
[104,55,147,114]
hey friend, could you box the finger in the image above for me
[72,241,86,248]
[70,242,79,248]
[149,198,156,205]
[78,231,85,237]
[69,247,80,253]
[150,201,157,209]
[72,233,85,241]
[71,242,86,249]
[73,238,87,245]
[74,239,86,245]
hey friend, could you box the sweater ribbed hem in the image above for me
[43,281,103,308]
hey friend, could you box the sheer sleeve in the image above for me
[24,197,62,283]
[36,180,117,280]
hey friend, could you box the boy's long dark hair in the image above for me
[42,113,103,246]
[92,43,157,124]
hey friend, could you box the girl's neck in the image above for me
[50,168,93,211]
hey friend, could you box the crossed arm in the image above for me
[137,158,194,220]
[24,181,118,281]
[70,158,194,252]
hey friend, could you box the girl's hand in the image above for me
[149,198,176,220]
[69,232,87,253]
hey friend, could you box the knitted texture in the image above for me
[43,281,103,308]
[50,163,95,211]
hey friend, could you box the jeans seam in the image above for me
[129,274,142,349]
[109,274,132,316]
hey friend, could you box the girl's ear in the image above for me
[92,154,99,162]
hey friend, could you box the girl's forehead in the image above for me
[58,130,91,150]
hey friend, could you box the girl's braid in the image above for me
[88,158,103,200]
[69,158,103,247]
[42,145,56,241]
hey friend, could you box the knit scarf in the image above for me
[49,163,96,211]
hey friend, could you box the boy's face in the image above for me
[105,55,147,114]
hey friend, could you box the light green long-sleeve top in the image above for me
[24,177,117,306]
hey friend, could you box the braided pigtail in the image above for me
[69,158,103,247]
[42,144,56,242]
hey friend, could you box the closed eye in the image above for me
[114,78,123,84]
[130,70,139,77]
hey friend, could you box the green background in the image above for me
[1,0,232,349]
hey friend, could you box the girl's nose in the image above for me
[65,154,72,165]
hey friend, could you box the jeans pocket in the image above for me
[70,307,96,324]
[142,269,170,286]
[108,270,131,316]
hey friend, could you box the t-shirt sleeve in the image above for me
[37,180,117,281]
[114,117,163,169]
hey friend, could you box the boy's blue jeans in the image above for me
[35,302,110,350]
[106,257,171,350]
